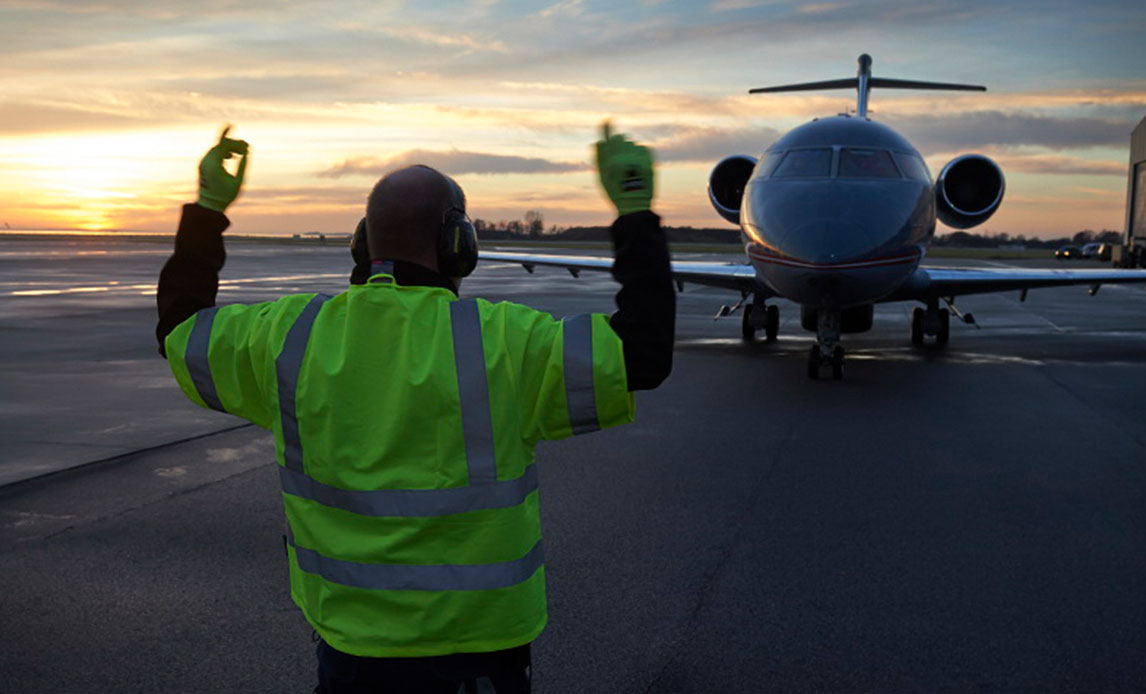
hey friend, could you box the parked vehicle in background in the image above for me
[1081,242,1101,259]
[1055,246,1083,260]
[1096,243,1115,262]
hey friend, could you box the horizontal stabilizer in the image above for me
[869,77,984,92]
[749,77,985,95]
[749,78,856,94]
[748,56,987,118]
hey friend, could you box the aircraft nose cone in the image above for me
[752,180,928,265]
[781,217,865,264]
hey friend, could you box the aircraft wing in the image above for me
[888,265,1146,301]
[480,250,764,293]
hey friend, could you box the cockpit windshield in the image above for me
[838,149,900,178]
[771,149,832,179]
[893,152,931,182]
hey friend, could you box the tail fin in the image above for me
[749,54,985,118]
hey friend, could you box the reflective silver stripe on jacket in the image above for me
[289,531,545,592]
[276,294,332,473]
[279,464,538,518]
[185,306,226,412]
[562,314,599,434]
[450,299,498,484]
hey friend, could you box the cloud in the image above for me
[652,125,785,162]
[365,25,508,53]
[988,153,1126,177]
[0,100,156,134]
[884,111,1133,153]
[536,0,585,18]
[317,150,588,178]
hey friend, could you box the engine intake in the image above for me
[708,155,757,225]
[935,154,1005,229]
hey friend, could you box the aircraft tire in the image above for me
[911,307,924,345]
[807,345,821,379]
[831,345,844,380]
[742,304,757,343]
[765,304,779,341]
[937,308,950,345]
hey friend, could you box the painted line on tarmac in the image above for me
[0,423,255,491]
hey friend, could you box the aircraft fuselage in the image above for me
[740,116,935,308]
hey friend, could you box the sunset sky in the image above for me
[1,0,1143,237]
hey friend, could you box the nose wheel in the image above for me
[807,344,845,380]
[807,308,844,380]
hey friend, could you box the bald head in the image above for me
[365,165,463,271]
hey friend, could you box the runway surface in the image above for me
[1,236,1145,692]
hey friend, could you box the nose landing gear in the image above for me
[807,308,844,380]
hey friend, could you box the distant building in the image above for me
[1126,114,1146,246]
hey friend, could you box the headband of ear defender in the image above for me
[437,176,479,278]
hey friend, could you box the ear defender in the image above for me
[350,217,370,267]
[436,178,479,278]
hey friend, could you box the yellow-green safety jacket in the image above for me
[164,271,634,657]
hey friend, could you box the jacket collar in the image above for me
[364,259,458,297]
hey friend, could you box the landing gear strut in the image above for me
[807,308,844,380]
[741,297,779,343]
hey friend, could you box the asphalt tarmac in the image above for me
[1,236,1145,693]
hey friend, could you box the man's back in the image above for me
[164,268,635,657]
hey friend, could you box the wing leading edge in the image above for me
[888,266,1146,302]
[479,250,763,294]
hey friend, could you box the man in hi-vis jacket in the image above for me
[156,124,674,693]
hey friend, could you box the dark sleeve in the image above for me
[155,203,230,357]
[608,210,675,391]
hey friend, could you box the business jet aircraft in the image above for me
[481,55,1146,379]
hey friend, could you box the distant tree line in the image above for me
[933,229,1123,249]
[474,210,740,244]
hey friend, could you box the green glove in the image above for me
[197,125,249,213]
[595,121,654,216]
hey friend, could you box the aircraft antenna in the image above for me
[749,54,986,119]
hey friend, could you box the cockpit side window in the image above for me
[893,152,931,182]
[757,151,784,178]
[771,149,832,179]
[838,149,900,179]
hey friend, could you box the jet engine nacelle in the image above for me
[708,155,757,225]
[935,154,1005,229]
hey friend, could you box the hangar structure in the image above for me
[1122,114,1146,266]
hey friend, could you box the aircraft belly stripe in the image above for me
[748,250,920,270]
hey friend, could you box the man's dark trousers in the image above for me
[315,639,531,693]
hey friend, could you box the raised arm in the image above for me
[595,123,675,390]
[155,127,249,356]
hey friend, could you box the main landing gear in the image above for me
[807,307,844,380]
[742,299,779,343]
[910,298,975,346]
[717,294,779,342]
